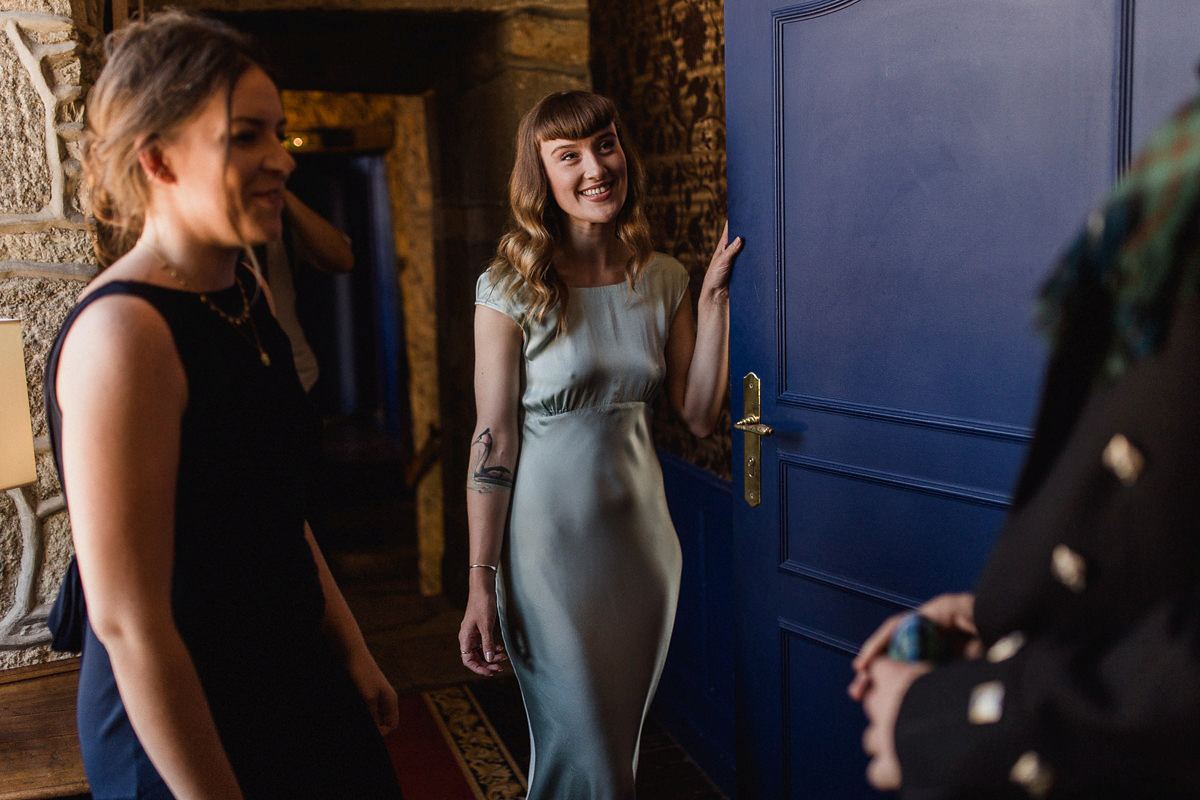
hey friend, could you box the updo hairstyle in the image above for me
[82,10,266,266]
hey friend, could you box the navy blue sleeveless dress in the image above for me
[45,272,403,800]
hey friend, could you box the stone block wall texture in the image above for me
[0,3,98,667]
[591,0,732,480]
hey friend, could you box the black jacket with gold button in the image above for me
[896,291,1200,799]
[894,93,1200,798]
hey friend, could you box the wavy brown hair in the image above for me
[82,10,266,267]
[487,91,654,328]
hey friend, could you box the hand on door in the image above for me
[699,220,742,302]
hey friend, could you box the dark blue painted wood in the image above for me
[655,451,737,797]
[725,1,1200,797]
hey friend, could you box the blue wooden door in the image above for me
[724,2,1200,797]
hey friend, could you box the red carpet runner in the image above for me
[386,685,527,800]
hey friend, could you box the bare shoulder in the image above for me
[63,290,174,359]
[57,291,186,412]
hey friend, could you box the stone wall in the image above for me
[591,0,732,480]
[0,2,98,667]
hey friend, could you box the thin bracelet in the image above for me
[470,563,497,573]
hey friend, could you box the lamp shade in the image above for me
[0,319,36,490]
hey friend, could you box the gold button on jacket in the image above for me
[1101,433,1145,486]
[1051,544,1087,593]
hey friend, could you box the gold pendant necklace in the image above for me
[143,242,271,367]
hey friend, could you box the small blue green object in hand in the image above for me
[886,612,956,663]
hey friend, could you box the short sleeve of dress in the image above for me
[475,269,524,324]
[647,253,691,323]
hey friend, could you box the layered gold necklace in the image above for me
[141,242,271,367]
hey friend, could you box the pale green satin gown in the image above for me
[476,253,688,800]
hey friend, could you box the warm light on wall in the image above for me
[0,319,36,491]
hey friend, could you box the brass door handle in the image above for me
[734,415,774,437]
[738,374,770,507]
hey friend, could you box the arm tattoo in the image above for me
[468,428,514,494]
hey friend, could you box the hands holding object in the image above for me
[848,593,981,791]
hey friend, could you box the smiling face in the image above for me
[538,123,628,230]
[157,65,293,247]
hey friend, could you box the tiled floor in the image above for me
[319,416,728,799]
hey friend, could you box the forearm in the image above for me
[305,526,370,662]
[459,424,516,672]
[284,190,353,274]
[681,290,730,437]
[103,626,243,799]
[894,657,1025,799]
[465,425,517,568]
[467,496,509,570]
[305,525,402,731]
[674,221,740,437]
[466,491,509,608]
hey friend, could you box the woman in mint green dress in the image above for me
[457,91,742,799]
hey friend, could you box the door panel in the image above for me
[780,1,1113,421]
[782,637,869,798]
[782,460,1005,601]
[726,1,1200,798]
[1133,1,1200,148]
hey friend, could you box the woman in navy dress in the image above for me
[46,11,403,798]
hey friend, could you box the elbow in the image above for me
[673,398,717,439]
[681,410,718,439]
[87,614,124,648]
[672,385,723,439]
[88,603,175,654]
[331,249,354,274]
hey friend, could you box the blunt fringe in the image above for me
[486,91,654,329]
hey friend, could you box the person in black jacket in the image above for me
[849,91,1200,798]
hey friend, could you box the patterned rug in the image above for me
[386,683,528,800]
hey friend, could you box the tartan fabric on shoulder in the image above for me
[1037,93,1200,379]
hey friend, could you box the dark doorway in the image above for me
[288,153,410,447]
[280,151,413,555]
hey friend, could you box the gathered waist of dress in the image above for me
[524,399,651,421]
